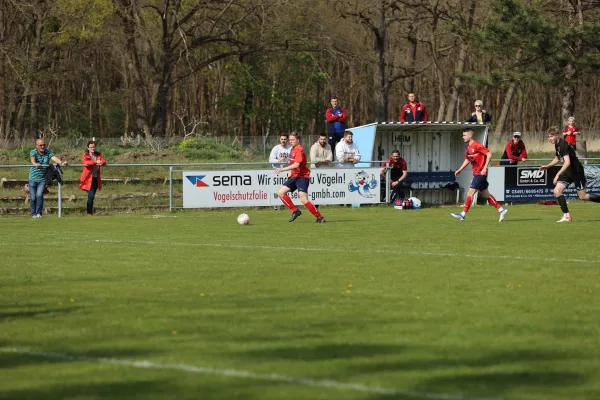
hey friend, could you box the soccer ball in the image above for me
[237,213,250,225]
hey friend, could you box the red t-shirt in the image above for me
[563,125,580,146]
[465,140,489,176]
[381,156,407,170]
[289,145,311,179]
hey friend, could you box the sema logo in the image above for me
[517,168,546,186]
[186,175,209,187]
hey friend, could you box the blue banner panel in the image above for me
[504,165,600,201]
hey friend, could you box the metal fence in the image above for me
[3,158,600,217]
[1,161,387,217]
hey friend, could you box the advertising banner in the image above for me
[504,165,600,201]
[183,168,381,208]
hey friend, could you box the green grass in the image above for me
[1,204,600,400]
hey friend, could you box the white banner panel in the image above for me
[183,168,381,208]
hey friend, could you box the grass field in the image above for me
[1,204,600,400]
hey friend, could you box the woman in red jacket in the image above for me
[79,141,107,216]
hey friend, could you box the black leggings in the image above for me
[87,178,98,215]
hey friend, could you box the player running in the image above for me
[540,126,600,222]
[451,129,507,222]
[275,132,325,223]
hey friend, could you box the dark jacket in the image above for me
[45,164,64,185]
[466,112,492,123]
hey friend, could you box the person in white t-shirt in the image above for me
[269,134,292,168]
[335,131,361,168]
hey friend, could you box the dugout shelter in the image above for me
[347,122,489,204]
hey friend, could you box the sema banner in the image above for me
[183,168,381,208]
[504,165,600,201]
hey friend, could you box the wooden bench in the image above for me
[403,171,462,203]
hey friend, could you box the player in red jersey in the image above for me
[275,132,325,223]
[450,129,507,222]
[562,116,580,151]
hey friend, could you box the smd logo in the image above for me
[186,175,209,187]
[517,168,546,186]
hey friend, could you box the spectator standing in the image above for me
[325,97,347,152]
[268,134,292,210]
[335,131,361,168]
[310,133,333,169]
[466,100,492,123]
[450,129,508,222]
[79,141,107,216]
[562,116,581,151]
[380,150,408,203]
[399,93,428,122]
[28,138,68,218]
[500,132,528,165]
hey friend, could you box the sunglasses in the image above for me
[475,105,482,107]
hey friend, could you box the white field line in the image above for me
[87,239,600,265]
[0,347,502,400]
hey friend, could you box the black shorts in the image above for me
[558,169,586,191]
[470,175,489,191]
[284,177,310,193]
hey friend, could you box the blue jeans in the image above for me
[29,180,45,216]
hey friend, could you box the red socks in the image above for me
[488,195,501,209]
[280,195,298,212]
[304,201,322,218]
[463,196,472,213]
[280,195,323,218]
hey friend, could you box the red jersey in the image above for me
[563,125,580,146]
[288,145,311,179]
[465,140,489,176]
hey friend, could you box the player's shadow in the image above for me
[360,349,587,400]
[0,306,80,320]
[366,371,585,400]
[318,219,359,223]
[244,343,407,361]
[0,345,162,371]
[0,379,173,400]
[497,218,541,222]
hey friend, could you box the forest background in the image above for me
[2,0,600,152]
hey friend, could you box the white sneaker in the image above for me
[499,209,508,222]
[450,213,465,221]
[557,216,572,223]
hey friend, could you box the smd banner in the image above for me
[183,168,381,208]
[504,165,600,201]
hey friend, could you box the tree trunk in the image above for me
[445,0,476,121]
[493,81,518,142]
[373,5,387,122]
[120,0,151,138]
[561,0,583,126]
[0,0,5,139]
[444,43,468,122]
[406,24,418,94]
